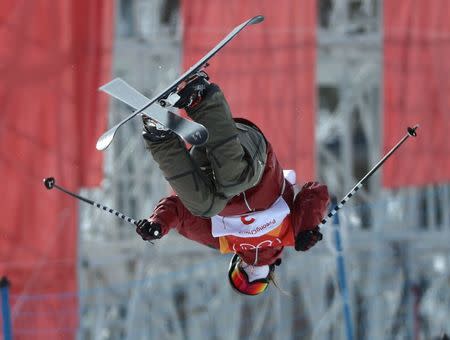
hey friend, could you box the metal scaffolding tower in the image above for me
[78,1,450,339]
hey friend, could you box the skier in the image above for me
[135,72,330,295]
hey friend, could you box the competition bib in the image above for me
[211,197,295,253]
[211,197,290,238]
[211,169,297,254]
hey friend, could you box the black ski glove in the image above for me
[295,226,323,251]
[135,219,162,241]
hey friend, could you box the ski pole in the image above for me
[311,125,418,236]
[43,177,144,229]
[1,277,12,340]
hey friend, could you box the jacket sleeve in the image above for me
[148,195,187,237]
[148,195,220,250]
[291,182,330,235]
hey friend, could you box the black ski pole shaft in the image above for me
[319,125,419,228]
[43,177,138,226]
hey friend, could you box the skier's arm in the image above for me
[147,195,188,237]
[135,195,185,241]
[291,182,330,250]
[139,195,221,250]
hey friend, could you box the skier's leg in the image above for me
[143,130,228,217]
[143,77,266,217]
[185,83,267,199]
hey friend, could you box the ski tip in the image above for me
[98,78,120,92]
[249,15,264,25]
[96,130,115,150]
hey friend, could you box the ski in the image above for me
[100,78,208,145]
[96,15,264,150]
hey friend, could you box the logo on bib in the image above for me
[240,215,255,225]
[238,219,276,236]
[233,238,282,252]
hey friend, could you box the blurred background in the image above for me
[1,0,449,339]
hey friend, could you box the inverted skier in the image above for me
[135,72,330,296]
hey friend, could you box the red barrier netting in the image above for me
[0,1,113,338]
[181,0,317,182]
[383,0,450,188]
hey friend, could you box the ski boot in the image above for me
[141,114,175,143]
[142,69,210,143]
[173,70,211,111]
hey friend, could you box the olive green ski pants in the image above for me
[144,84,267,217]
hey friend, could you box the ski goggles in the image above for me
[228,255,271,296]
